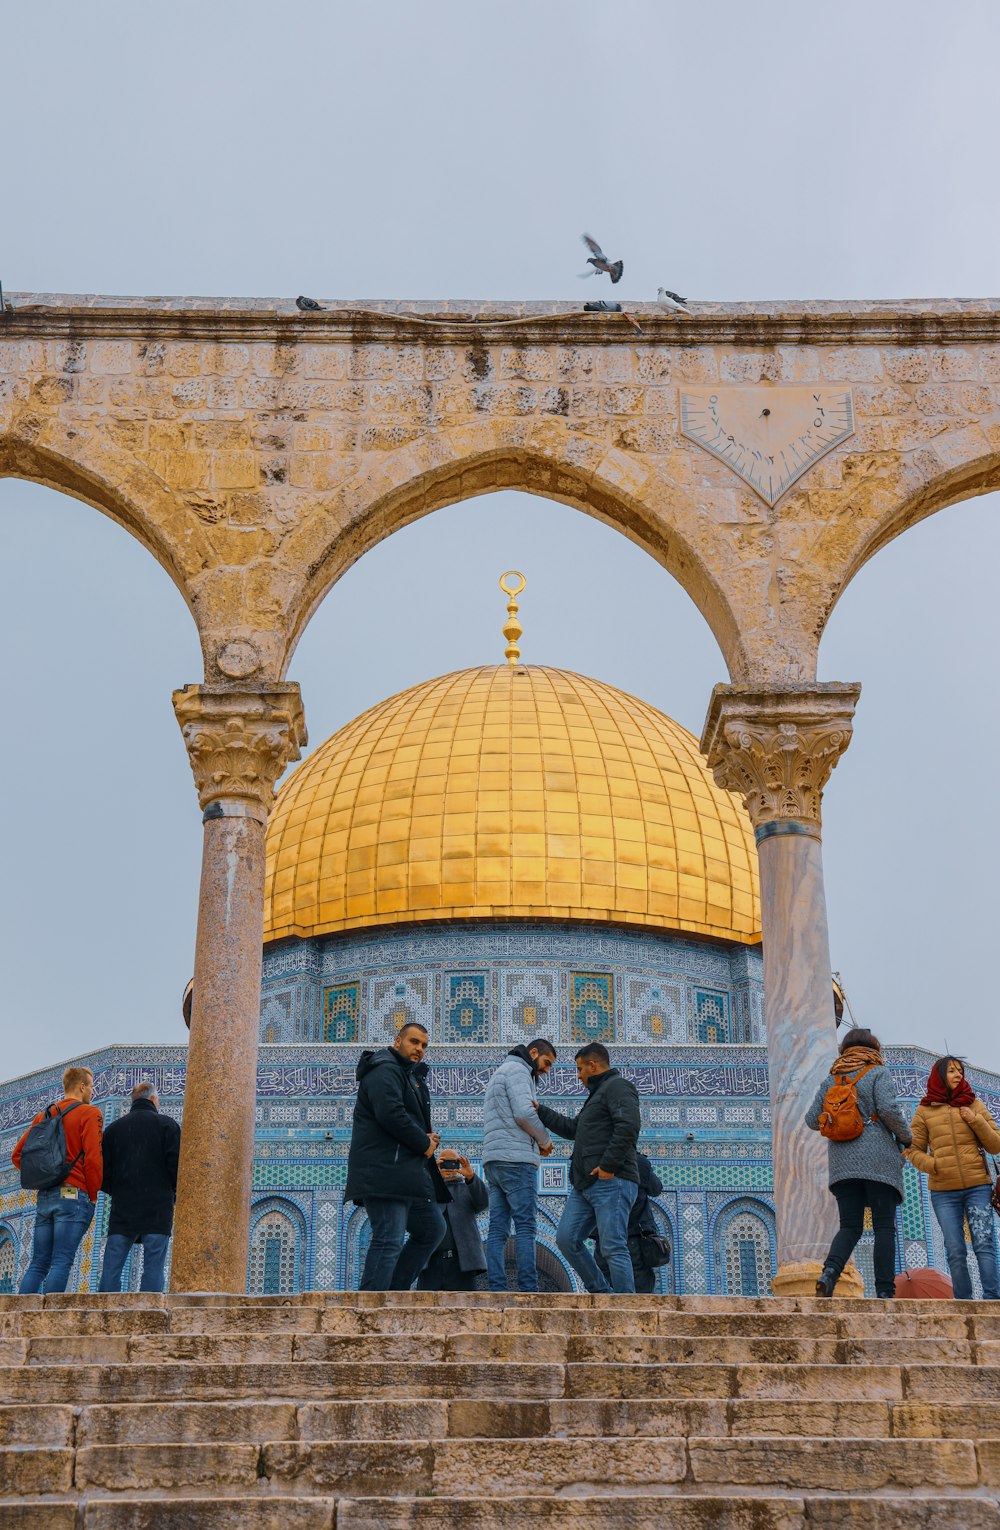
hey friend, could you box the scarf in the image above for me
[920,1066,976,1110]
[832,1045,883,1077]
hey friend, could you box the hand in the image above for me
[424,1132,441,1159]
[531,1100,539,1112]
[590,1166,615,1180]
[959,1106,977,1124]
[539,1141,554,1157]
[457,1154,474,1181]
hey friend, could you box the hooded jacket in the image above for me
[537,1067,641,1190]
[344,1047,451,1205]
[482,1046,553,1166]
[101,1097,181,1237]
[908,1098,1000,1192]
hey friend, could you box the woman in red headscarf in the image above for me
[908,1057,1000,1300]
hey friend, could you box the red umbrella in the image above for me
[895,1267,954,1298]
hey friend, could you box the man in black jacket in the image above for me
[98,1082,181,1293]
[536,1042,641,1294]
[345,1023,449,1291]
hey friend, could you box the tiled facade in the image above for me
[2,1029,997,1298]
[258,922,766,1049]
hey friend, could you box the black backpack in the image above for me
[18,1102,84,1191]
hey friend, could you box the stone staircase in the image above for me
[2,1290,1000,1528]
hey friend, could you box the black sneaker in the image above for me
[815,1266,838,1297]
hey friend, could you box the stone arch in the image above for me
[276,423,749,680]
[711,1197,777,1297]
[0,430,212,651]
[812,439,1000,660]
[0,1225,17,1293]
[247,1196,308,1294]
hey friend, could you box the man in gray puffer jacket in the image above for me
[482,1040,557,1292]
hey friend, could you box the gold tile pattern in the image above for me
[263,666,761,944]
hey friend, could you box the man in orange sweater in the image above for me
[12,1065,104,1294]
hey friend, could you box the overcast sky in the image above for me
[2,0,999,1080]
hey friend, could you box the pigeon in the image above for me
[580,234,623,284]
[295,295,323,311]
[657,288,690,314]
[583,299,642,335]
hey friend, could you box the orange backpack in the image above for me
[817,1063,879,1142]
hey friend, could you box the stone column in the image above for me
[701,683,863,1298]
[170,683,307,1293]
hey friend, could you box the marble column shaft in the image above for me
[171,683,306,1293]
[701,683,860,1290]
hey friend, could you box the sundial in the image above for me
[679,386,855,506]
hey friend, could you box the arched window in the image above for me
[248,1200,306,1295]
[0,1231,17,1293]
[714,1200,776,1297]
[724,1214,770,1296]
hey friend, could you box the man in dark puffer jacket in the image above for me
[537,1041,641,1293]
[345,1023,450,1290]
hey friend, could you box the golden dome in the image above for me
[264,666,761,945]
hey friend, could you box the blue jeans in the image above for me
[556,1177,638,1294]
[19,1187,95,1294]
[99,1232,171,1293]
[361,1198,447,1291]
[484,1161,539,1292]
[932,1185,1000,1300]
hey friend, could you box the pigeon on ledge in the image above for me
[580,234,623,284]
[296,296,323,311]
[656,288,690,314]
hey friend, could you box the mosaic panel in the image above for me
[323,983,360,1044]
[445,974,488,1044]
[570,973,614,1045]
[499,972,557,1045]
[722,1211,773,1296]
[694,988,731,1045]
[624,980,686,1043]
[369,975,434,1046]
[0,1231,16,1293]
[261,990,294,1044]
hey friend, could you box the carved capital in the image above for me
[700,683,860,838]
[173,683,307,820]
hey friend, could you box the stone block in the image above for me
[892,1401,1000,1437]
[82,1501,336,1530]
[548,1398,728,1438]
[446,1401,550,1438]
[0,1509,77,1530]
[337,1497,808,1529]
[76,1442,260,1491]
[565,1335,840,1366]
[432,1437,687,1494]
[263,1440,434,1494]
[688,1435,978,1490]
[298,1401,448,1440]
[293,1334,449,1364]
[799,1501,1000,1529]
[729,1400,890,1437]
[564,1362,738,1399]
[905,1364,1000,1399]
[170,1305,322,1335]
[0,1404,75,1445]
[0,1445,74,1493]
[976,1438,1000,1485]
[77,1401,298,1445]
[735,1365,903,1401]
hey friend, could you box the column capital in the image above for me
[173,683,307,822]
[700,683,861,840]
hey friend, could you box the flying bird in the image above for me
[580,234,623,284]
[656,288,690,314]
[295,295,323,311]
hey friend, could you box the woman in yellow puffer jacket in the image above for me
[908,1056,1000,1300]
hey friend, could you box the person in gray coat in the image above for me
[417,1151,489,1291]
[804,1027,912,1299]
[482,1040,557,1292]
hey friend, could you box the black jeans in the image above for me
[826,1178,899,1296]
[416,1250,479,1291]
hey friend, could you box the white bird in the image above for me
[657,288,690,314]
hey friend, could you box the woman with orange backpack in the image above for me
[805,1028,912,1298]
[907,1057,1000,1300]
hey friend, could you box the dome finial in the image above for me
[499,571,526,666]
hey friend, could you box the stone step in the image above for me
[7,1395,1000,1448]
[1,1435,997,1496]
[2,1303,986,1339]
[6,1358,998,1404]
[7,1331,995,1368]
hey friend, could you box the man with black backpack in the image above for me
[12,1065,104,1293]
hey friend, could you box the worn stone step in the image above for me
[0,1446,74,1495]
[333,1497,1000,1530]
[0,1405,75,1445]
[0,1359,565,1404]
[893,1401,1000,1437]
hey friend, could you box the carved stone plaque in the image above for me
[680,386,855,506]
